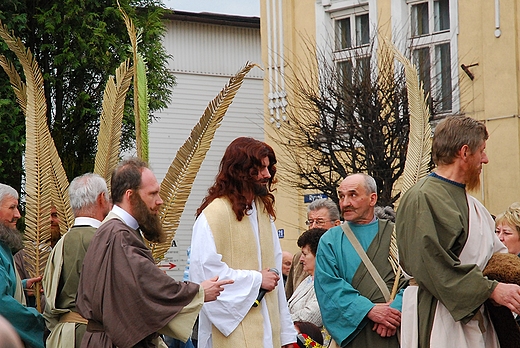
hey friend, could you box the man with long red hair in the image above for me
[190,137,297,348]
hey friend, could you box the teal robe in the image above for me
[396,175,497,348]
[0,242,45,348]
[315,219,404,347]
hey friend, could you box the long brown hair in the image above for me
[197,137,277,221]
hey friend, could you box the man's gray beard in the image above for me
[0,223,24,253]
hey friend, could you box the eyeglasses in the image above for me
[305,219,333,226]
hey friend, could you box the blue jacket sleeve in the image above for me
[0,260,45,348]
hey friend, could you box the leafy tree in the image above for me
[0,0,174,188]
[274,42,414,207]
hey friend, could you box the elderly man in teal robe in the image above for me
[0,183,45,348]
[315,174,405,348]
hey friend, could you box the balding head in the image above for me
[337,174,377,224]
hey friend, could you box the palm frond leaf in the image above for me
[0,55,27,114]
[381,38,432,299]
[94,59,133,190]
[390,45,432,195]
[136,53,149,162]
[118,3,147,160]
[149,62,259,261]
[0,22,54,302]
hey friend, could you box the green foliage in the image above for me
[0,0,174,184]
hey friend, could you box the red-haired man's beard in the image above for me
[130,193,165,243]
[465,162,482,192]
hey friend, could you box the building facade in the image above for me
[261,0,520,251]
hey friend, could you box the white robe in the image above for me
[190,203,297,348]
[401,195,507,348]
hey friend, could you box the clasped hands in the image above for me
[367,302,401,337]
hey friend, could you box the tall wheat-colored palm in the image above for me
[383,37,432,299]
[150,62,259,260]
[0,21,74,312]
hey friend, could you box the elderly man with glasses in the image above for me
[285,198,341,299]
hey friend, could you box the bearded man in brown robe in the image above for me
[76,158,232,348]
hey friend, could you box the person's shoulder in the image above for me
[321,225,343,241]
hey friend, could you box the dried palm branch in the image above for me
[383,37,432,299]
[0,54,73,235]
[0,21,56,312]
[0,55,27,114]
[118,3,149,161]
[94,59,133,190]
[149,62,259,261]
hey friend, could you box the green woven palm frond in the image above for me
[136,53,149,162]
[94,59,133,190]
[149,62,259,261]
[0,22,54,293]
[118,3,148,160]
[0,55,27,114]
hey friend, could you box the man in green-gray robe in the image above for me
[315,173,406,348]
[396,116,520,348]
[43,173,111,348]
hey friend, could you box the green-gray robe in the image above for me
[396,175,498,347]
[43,225,96,348]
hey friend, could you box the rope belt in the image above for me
[59,311,88,325]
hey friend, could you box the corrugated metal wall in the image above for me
[162,19,263,78]
[149,16,264,279]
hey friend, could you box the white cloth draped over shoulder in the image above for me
[190,202,296,348]
[401,194,507,348]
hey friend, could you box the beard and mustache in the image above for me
[130,192,166,244]
[0,223,24,254]
[253,179,270,196]
[465,162,482,192]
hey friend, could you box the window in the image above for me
[409,0,452,113]
[334,10,371,85]
[335,13,369,51]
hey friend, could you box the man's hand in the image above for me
[372,323,397,337]
[201,276,234,302]
[25,276,43,295]
[490,282,520,314]
[260,268,280,291]
[367,303,401,333]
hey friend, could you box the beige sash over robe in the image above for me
[204,197,281,347]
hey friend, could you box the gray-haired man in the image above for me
[43,173,111,348]
[285,198,341,299]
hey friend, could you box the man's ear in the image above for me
[369,193,377,206]
[124,189,134,201]
[459,144,470,161]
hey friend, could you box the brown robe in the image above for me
[76,218,200,348]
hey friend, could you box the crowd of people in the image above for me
[1,116,520,348]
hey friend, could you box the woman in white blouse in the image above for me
[287,228,327,327]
